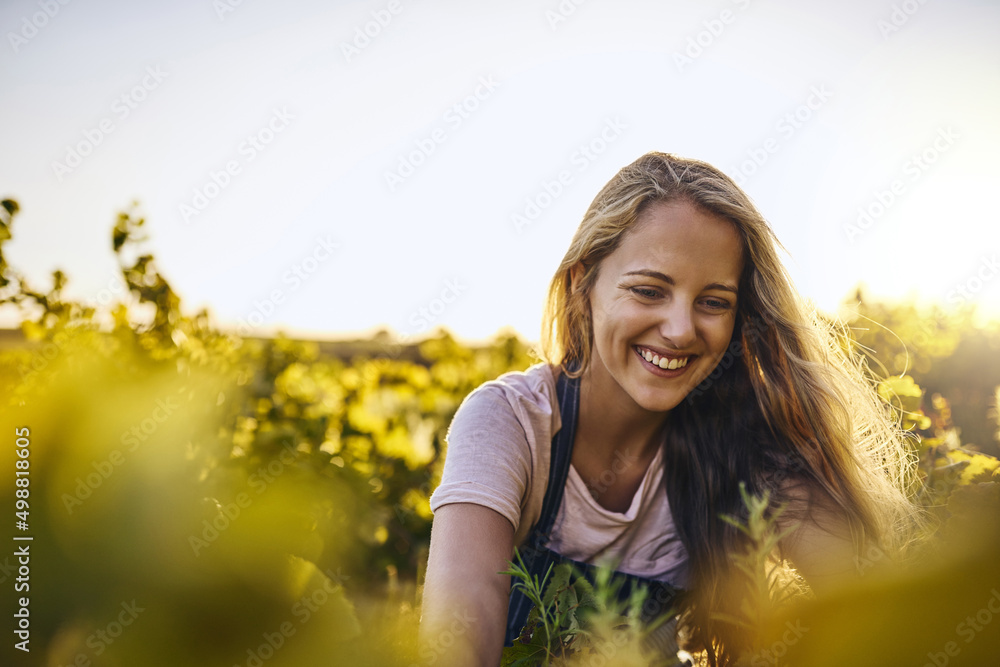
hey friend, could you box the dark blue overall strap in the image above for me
[536,366,580,536]
[504,364,683,646]
[505,365,579,645]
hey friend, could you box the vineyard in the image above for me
[2,199,999,666]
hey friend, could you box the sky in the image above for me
[1,0,998,344]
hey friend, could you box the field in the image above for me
[2,199,999,666]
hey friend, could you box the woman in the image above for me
[419,152,920,665]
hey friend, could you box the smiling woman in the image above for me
[574,198,743,415]
[420,152,922,666]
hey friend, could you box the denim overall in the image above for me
[503,367,683,645]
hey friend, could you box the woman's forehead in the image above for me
[608,201,744,280]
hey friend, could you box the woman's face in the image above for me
[578,198,744,414]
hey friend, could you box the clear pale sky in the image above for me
[2,0,998,343]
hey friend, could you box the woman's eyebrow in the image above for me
[623,269,738,294]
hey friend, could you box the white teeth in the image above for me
[637,346,689,370]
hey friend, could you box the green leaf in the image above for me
[500,641,547,667]
[112,225,128,252]
[541,562,573,608]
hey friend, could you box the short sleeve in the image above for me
[430,385,534,533]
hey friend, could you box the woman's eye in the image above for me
[630,287,659,299]
[702,298,731,310]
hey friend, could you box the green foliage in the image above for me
[877,375,932,431]
[499,485,813,667]
[845,287,1000,453]
[716,484,804,630]
[756,455,1000,667]
[843,287,1000,536]
[0,200,536,665]
[843,290,965,377]
[873,370,998,514]
[500,551,680,666]
[3,197,1000,665]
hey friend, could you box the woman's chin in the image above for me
[627,384,686,414]
[624,366,706,413]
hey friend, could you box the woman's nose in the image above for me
[658,303,696,349]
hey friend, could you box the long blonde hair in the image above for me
[539,152,921,663]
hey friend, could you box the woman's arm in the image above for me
[775,480,860,594]
[779,510,858,594]
[420,503,515,667]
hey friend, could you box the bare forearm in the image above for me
[419,577,509,666]
[420,503,515,666]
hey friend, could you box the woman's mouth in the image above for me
[633,345,694,374]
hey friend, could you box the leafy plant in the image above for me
[500,549,683,666]
[878,374,1000,514]
[716,483,804,632]
[0,198,536,665]
[4,195,1000,665]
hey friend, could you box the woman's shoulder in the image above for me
[453,362,561,429]
[480,361,559,397]
[434,362,561,538]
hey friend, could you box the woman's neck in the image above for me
[575,361,669,466]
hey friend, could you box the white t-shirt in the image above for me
[429,362,689,587]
